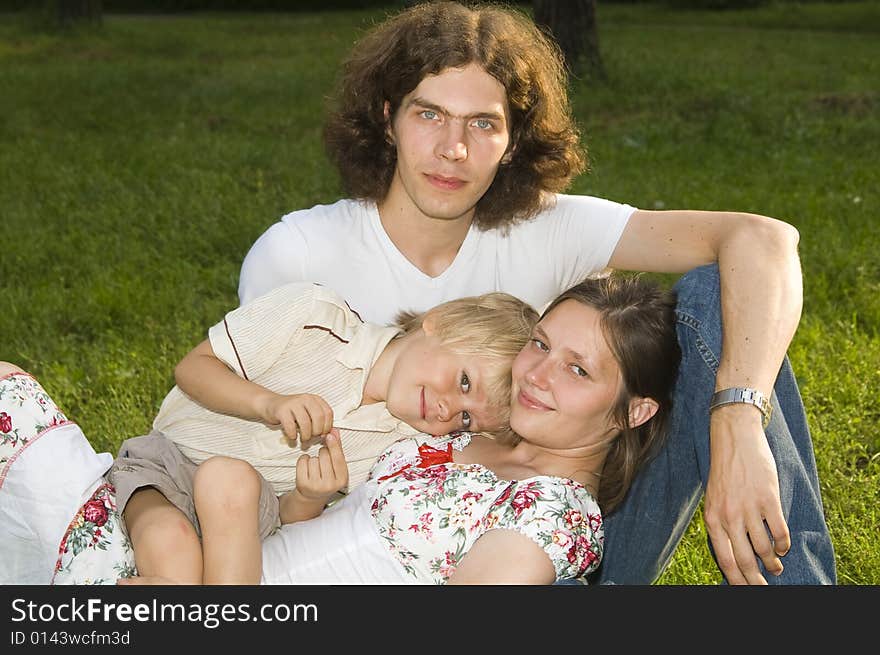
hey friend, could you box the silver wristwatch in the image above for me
[709,387,772,429]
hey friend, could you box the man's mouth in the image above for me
[425,173,465,190]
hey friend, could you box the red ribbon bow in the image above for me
[378,442,454,481]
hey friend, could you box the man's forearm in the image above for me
[714,214,803,398]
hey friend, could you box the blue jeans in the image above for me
[586,264,836,585]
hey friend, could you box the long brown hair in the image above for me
[542,274,681,515]
[323,1,587,230]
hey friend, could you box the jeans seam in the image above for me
[676,309,720,374]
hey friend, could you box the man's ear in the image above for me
[383,100,394,144]
[628,397,660,429]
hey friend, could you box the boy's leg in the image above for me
[122,487,203,584]
[193,456,265,584]
[593,263,835,585]
[109,434,209,585]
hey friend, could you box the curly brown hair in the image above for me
[323,1,588,231]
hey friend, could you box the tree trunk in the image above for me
[533,0,605,81]
[55,0,103,28]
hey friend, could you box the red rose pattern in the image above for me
[0,411,11,433]
[82,499,109,527]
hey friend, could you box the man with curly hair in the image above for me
[237,1,835,586]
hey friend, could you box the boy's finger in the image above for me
[319,400,334,435]
[292,406,313,442]
[306,398,334,437]
[295,454,311,481]
[325,430,348,484]
[280,415,296,442]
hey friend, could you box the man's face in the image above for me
[382,63,511,224]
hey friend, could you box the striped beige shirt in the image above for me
[153,282,421,493]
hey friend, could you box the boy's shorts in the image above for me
[107,432,281,539]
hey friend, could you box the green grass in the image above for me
[1,3,877,584]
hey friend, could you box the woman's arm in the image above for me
[445,529,556,585]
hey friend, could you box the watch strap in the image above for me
[710,387,772,429]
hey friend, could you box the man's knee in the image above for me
[673,263,720,304]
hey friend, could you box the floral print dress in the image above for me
[368,432,603,583]
[0,373,136,585]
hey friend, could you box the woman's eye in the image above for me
[460,372,471,393]
[531,338,549,352]
[461,410,472,430]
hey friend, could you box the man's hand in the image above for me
[260,393,334,445]
[280,429,348,524]
[703,404,791,585]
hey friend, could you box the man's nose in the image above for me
[436,121,468,161]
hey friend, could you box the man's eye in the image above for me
[420,110,438,120]
[460,372,471,393]
[461,410,472,430]
[472,118,493,130]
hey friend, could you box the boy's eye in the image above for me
[460,372,470,393]
[461,410,472,430]
[531,338,549,352]
[570,364,588,378]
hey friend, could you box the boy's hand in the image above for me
[295,429,349,501]
[280,430,348,524]
[263,393,333,445]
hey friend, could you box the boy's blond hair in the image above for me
[396,293,539,442]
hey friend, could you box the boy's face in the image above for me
[382,63,511,225]
[385,322,506,436]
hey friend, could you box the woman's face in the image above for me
[510,299,623,449]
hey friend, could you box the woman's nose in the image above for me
[525,360,553,390]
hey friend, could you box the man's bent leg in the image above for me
[760,356,836,583]
[594,264,835,584]
[591,271,709,584]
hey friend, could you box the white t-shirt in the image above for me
[239,194,635,324]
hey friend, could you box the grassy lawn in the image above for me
[1,2,877,584]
